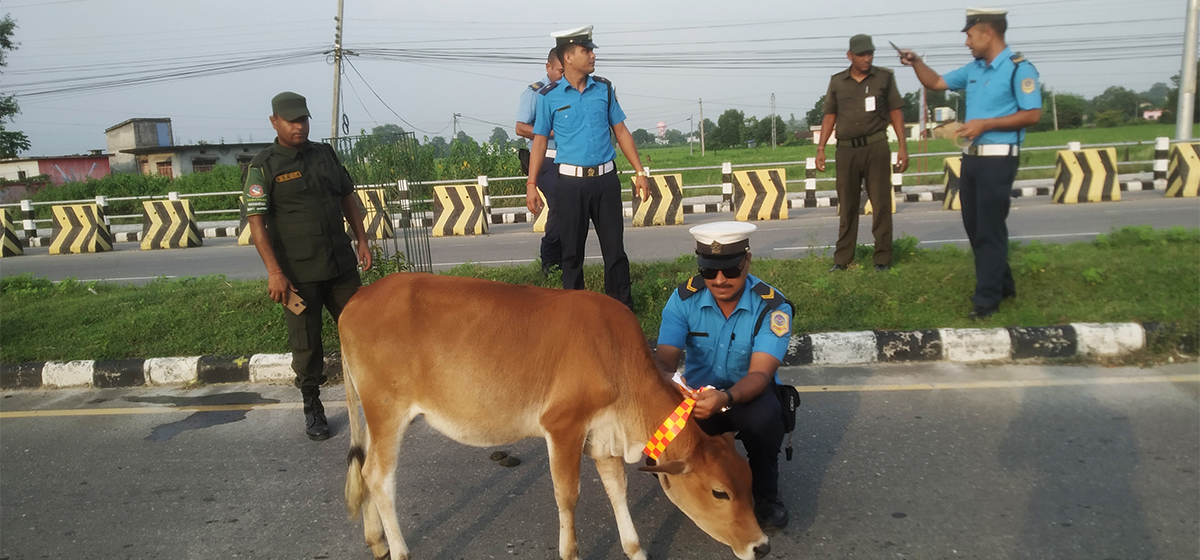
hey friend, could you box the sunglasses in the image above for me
[699,261,744,280]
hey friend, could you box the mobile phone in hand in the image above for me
[284,290,307,315]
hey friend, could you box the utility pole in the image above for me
[1178,0,1199,140]
[688,116,694,157]
[330,0,345,140]
[1052,88,1059,131]
[699,98,705,157]
[770,93,777,149]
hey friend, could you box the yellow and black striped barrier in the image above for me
[1053,148,1120,203]
[1165,142,1199,198]
[354,188,394,239]
[49,204,112,255]
[2,208,23,257]
[533,190,549,233]
[141,200,202,250]
[731,168,788,221]
[237,196,254,246]
[863,191,896,215]
[432,183,489,237]
[632,174,684,227]
[941,157,962,211]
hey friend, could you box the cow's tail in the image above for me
[344,355,368,520]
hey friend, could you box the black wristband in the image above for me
[722,389,734,407]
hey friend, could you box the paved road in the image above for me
[2,189,1197,284]
[2,363,1197,560]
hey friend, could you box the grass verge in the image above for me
[2,226,1196,364]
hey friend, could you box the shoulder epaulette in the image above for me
[529,81,544,91]
[876,66,895,75]
[1010,52,1026,64]
[537,81,559,95]
[593,75,612,86]
[752,281,788,310]
[676,275,706,300]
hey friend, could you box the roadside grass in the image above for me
[2,226,1196,364]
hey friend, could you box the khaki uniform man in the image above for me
[243,91,372,440]
[817,34,908,272]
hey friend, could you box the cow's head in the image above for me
[639,433,771,559]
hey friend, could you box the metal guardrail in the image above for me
[2,138,1175,227]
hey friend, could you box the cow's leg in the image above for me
[593,455,647,560]
[363,412,414,560]
[545,430,586,560]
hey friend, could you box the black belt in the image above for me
[837,130,888,148]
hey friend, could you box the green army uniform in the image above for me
[243,139,361,390]
[823,38,904,268]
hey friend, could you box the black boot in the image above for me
[301,388,330,441]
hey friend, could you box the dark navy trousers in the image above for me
[959,154,1019,308]
[695,386,785,503]
[537,158,561,271]
[556,171,633,310]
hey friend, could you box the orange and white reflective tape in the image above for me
[644,397,696,460]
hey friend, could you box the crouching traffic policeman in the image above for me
[655,222,793,530]
[243,91,372,440]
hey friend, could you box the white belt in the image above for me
[559,161,615,177]
[545,149,556,159]
[965,144,1019,156]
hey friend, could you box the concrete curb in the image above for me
[2,321,1188,391]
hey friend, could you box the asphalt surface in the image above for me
[2,362,1197,560]
[2,188,1197,284]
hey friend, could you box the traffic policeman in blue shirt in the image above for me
[525,25,650,310]
[655,221,794,530]
[898,8,1041,319]
[516,47,565,276]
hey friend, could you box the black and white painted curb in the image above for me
[1,322,1186,390]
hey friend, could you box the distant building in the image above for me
[0,152,111,185]
[1143,109,1163,121]
[106,118,174,174]
[120,142,270,179]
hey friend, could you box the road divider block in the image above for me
[941,157,962,211]
[141,199,202,250]
[354,188,394,239]
[732,168,788,221]
[1165,142,1200,198]
[1053,147,1120,203]
[2,208,23,257]
[432,182,488,237]
[632,173,684,227]
[49,204,112,255]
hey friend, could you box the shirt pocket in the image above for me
[686,334,715,368]
[726,339,753,377]
[553,104,582,136]
[275,218,323,261]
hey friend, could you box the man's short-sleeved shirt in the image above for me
[517,76,556,151]
[533,75,626,167]
[657,275,792,389]
[943,46,1041,145]
[242,140,357,282]
[823,65,905,140]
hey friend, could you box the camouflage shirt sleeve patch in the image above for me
[243,166,269,215]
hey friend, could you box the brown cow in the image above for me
[340,273,771,560]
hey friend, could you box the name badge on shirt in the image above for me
[864,96,876,112]
[276,171,302,183]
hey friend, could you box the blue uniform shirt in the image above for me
[517,76,556,151]
[533,75,626,167]
[944,46,1041,146]
[657,275,792,389]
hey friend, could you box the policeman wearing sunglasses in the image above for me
[654,221,794,530]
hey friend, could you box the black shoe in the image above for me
[828,264,847,272]
[755,498,790,531]
[1002,290,1017,300]
[302,390,330,441]
[874,264,890,272]
[968,305,999,320]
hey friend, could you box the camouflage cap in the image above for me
[849,34,875,55]
[271,91,311,121]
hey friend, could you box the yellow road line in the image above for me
[1,374,1196,419]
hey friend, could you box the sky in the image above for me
[2,0,1193,157]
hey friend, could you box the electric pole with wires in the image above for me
[330,0,345,140]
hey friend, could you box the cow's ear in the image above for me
[639,460,689,476]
